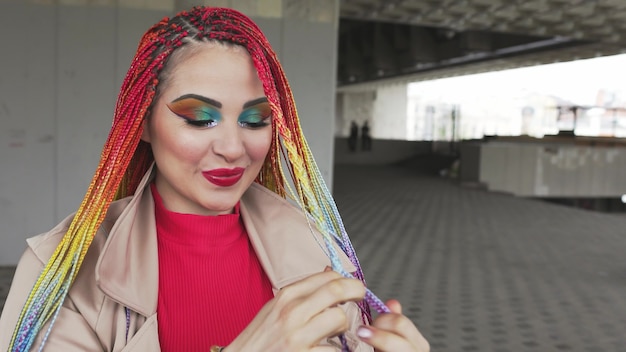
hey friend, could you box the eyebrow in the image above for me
[171,94,267,109]
[171,94,222,108]
[243,97,268,109]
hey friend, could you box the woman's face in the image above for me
[142,42,272,216]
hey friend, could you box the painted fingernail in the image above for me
[357,326,372,339]
[324,266,332,272]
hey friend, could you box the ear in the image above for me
[140,118,151,143]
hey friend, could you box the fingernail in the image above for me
[357,326,372,339]
[324,266,332,272]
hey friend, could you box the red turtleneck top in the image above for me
[151,184,274,350]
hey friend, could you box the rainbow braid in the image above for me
[9,7,386,351]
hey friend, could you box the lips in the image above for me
[202,167,245,187]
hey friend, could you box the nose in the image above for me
[212,121,245,162]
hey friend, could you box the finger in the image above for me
[357,325,417,351]
[246,271,346,337]
[276,271,344,304]
[287,277,366,323]
[290,306,350,347]
[372,313,428,351]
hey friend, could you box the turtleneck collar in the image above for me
[150,183,244,247]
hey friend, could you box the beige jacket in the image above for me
[0,168,372,351]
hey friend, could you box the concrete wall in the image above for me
[336,91,375,137]
[0,0,339,265]
[469,142,626,197]
[372,84,408,140]
[0,4,163,266]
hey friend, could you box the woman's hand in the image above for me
[226,269,366,351]
[357,299,430,352]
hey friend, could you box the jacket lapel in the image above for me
[240,183,356,291]
[95,166,159,317]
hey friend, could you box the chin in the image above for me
[203,201,237,215]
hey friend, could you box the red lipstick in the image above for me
[203,168,245,187]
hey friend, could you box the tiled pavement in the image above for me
[3,164,626,351]
[333,164,626,352]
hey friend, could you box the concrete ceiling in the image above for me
[337,0,626,89]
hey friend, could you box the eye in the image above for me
[238,115,270,129]
[242,121,270,128]
[166,99,222,128]
[238,104,271,129]
[186,119,219,128]
[181,108,219,128]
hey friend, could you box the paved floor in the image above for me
[3,164,626,351]
[333,164,626,352]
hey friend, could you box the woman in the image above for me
[0,7,429,352]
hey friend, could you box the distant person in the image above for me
[348,120,359,152]
[361,120,372,151]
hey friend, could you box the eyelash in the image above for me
[183,118,270,129]
[185,119,219,128]
[239,120,271,129]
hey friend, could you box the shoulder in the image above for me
[0,197,134,350]
[17,197,133,292]
[26,197,132,264]
[21,196,133,306]
[10,197,133,320]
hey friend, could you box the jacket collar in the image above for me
[240,183,356,291]
[96,165,356,316]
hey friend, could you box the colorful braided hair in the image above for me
[9,7,389,351]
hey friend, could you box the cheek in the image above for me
[173,139,207,162]
[152,123,207,163]
[247,129,273,162]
